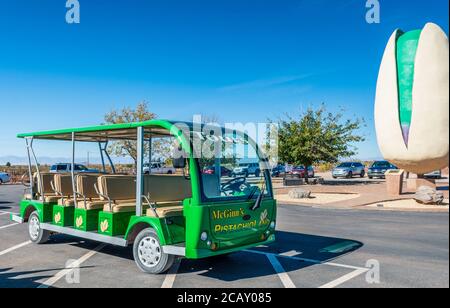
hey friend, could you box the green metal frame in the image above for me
[20,200,54,223]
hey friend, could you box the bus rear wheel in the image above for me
[133,228,174,274]
[28,211,50,244]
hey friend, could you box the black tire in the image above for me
[332,176,337,179]
[167,170,173,175]
[28,211,50,244]
[244,171,249,178]
[360,171,365,178]
[346,172,353,179]
[368,176,373,179]
[133,228,174,274]
[0,179,3,185]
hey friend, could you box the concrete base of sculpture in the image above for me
[406,178,437,191]
[385,169,405,196]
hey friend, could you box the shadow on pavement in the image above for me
[5,230,362,284]
[0,266,93,288]
[180,231,363,282]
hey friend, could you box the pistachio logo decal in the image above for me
[100,219,109,233]
[259,209,269,226]
[54,212,61,224]
[375,23,449,175]
[212,207,270,233]
[75,216,83,228]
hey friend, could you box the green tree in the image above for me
[104,102,157,166]
[277,105,365,182]
[5,162,11,167]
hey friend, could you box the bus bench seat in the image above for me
[146,205,183,218]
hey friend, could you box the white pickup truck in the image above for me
[143,162,176,175]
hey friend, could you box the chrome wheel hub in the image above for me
[29,216,40,240]
[138,236,162,268]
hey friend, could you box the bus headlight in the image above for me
[270,221,276,229]
[200,232,208,241]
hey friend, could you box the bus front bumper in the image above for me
[186,234,276,259]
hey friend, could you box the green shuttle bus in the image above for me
[11,120,277,274]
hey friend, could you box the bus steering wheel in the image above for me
[221,177,251,196]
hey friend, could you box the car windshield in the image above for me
[372,162,390,168]
[198,132,270,202]
[338,163,352,168]
[75,164,88,171]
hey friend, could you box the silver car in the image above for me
[0,172,11,184]
[332,162,366,179]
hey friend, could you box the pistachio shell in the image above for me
[375,23,449,174]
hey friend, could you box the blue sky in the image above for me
[0,0,448,162]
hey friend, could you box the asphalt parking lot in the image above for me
[1,184,448,288]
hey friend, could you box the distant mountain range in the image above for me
[0,156,133,166]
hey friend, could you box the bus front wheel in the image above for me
[28,211,50,244]
[133,228,174,274]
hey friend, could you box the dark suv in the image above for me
[368,161,397,179]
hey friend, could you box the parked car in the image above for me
[50,163,99,173]
[202,166,233,177]
[0,172,11,184]
[143,162,176,175]
[368,161,398,179]
[332,162,365,179]
[232,162,261,178]
[424,170,442,179]
[271,165,286,177]
[289,166,315,178]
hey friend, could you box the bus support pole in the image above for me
[98,142,106,173]
[71,132,78,207]
[25,138,34,198]
[136,126,144,217]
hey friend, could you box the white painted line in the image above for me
[319,268,368,288]
[38,243,106,289]
[0,223,18,230]
[161,258,181,288]
[244,249,365,271]
[0,241,32,257]
[266,254,296,288]
[279,250,300,257]
[0,212,11,216]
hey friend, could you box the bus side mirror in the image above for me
[173,157,186,169]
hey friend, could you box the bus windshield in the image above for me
[197,132,270,202]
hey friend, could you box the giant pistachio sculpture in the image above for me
[375,23,449,175]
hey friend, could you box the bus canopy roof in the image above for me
[17,120,193,142]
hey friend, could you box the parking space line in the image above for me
[38,243,106,289]
[266,254,296,288]
[319,268,368,288]
[0,212,11,216]
[244,249,365,271]
[161,258,181,288]
[245,249,368,287]
[0,241,32,257]
[0,223,19,230]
